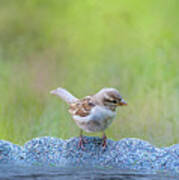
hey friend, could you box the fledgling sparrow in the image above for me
[50,87,127,149]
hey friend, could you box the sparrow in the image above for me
[50,87,127,149]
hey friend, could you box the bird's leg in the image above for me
[78,130,86,149]
[102,132,107,148]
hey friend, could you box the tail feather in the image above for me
[50,87,78,104]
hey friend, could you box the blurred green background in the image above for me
[0,0,178,146]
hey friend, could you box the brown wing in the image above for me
[69,96,95,117]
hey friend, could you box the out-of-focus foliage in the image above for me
[0,0,178,146]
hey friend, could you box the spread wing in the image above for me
[69,96,95,117]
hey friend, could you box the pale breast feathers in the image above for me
[69,97,95,117]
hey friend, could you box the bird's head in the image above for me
[94,88,127,110]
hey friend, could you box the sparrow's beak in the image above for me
[118,99,128,106]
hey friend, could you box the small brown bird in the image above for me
[50,87,127,149]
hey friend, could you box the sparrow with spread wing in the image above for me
[50,87,127,149]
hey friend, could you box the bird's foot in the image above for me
[78,136,87,150]
[102,134,107,149]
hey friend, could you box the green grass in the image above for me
[0,0,178,146]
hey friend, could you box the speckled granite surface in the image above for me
[0,136,178,174]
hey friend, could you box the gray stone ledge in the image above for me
[0,136,178,174]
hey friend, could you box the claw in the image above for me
[102,133,107,149]
[78,130,86,150]
[78,136,86,150]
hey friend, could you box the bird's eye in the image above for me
[104,98,118,104]
[111,100,117,104]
